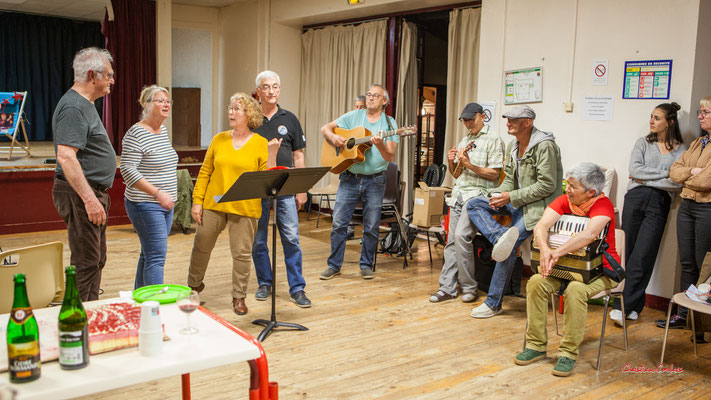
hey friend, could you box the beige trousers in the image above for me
[525,273,615,360]
[188,208,257,299]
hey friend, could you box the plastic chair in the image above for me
[523,229,628,370]
[307,182,339,228]
[660,292,711,365]
[0,242,64,313]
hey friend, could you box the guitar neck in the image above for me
[353,128,400,145]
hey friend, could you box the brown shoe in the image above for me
[233,298,248,315]
[189,282,205,293]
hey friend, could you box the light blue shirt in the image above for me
[336,109,399,175]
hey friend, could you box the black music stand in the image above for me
[216,166,330,342]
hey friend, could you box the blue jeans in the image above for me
[124,199,174,289]
[466,196,531,310]
[252,196,305,295]
[327,172,386,271]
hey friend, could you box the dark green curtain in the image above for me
[0,12,104,141]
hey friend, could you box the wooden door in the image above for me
[172,88,201,147]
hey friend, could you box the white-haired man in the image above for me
[52,47,116,301]
[514,162,620,377]
[320,84,398,280]
[251,70,311,308]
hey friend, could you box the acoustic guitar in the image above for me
[321,125,416,174]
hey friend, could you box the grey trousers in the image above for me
[438,198,478,295]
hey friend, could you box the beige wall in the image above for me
[478,0,709,298]
[173,4,221,143]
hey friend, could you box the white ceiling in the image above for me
[0,0,245,21]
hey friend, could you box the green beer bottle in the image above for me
[6,273,41,383]
[58,265,90,370]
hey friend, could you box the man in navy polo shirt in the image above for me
[251,70,311,308]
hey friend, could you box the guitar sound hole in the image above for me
[346,138,356,149]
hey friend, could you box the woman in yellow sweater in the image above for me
[188,92,280,315]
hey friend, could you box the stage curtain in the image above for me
[0,12,103,141]
[395,21,418,215]
[444,7,481,187]
[102,0,156,153]
[299,20,387,188]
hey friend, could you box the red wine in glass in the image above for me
[176,290,200,335]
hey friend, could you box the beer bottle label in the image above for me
[59,330,85,366]
[8,341,41,378]
[10,307,33,325]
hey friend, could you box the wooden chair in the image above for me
[659,292,711,365]
[0,242,64,313]
[523,229,628,370]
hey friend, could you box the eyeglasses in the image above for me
[97,71,115,80]
[259,84,280,92]
[365,93,381,99]
[698,109,711,118]
[227,106,241,113]
[153,99,173,106]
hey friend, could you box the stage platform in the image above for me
[0,141,206,234]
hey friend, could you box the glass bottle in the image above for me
[6,273,41,383]
[58,265,90,370]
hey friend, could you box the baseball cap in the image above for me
[459,102,484,119]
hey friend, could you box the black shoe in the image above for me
[255,285,271,301]
[290,290,312,308]
[655,314,687,329]
[691,333,709,343]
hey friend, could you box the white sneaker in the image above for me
[461,292,478,303]
[609,309,623,325]
[627,311,639,321]
[492,227,519,262]
[471,303,502,318]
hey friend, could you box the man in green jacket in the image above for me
[466,105,563,318]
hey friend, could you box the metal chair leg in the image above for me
[316,195,323,228]
[306,195,312,221]
[619,295,628,351]
[597,295,610,370]
[426,232,432,264]
[691,309,697,356]
[659,300,674,365]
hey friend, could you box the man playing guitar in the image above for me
[319,84,398,280]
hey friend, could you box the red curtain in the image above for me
[101,0,156,154]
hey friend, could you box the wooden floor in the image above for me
[1,214,710,399]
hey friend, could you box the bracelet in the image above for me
[152,189,160,199]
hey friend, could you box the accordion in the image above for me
[531,214,610,283]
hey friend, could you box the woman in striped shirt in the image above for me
[120,85,179,288]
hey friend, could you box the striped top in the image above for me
[120,123,178,202]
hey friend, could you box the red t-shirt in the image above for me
[547,194,620,271]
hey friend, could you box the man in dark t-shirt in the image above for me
[250,70,311,308]
[52,47,117,301]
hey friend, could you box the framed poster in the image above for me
[622,60,672,99]
[504,67,543,104]
[0,92,24,135]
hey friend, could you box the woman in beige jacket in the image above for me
[660,96,711,329]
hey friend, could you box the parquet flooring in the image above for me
[1,213,709,399]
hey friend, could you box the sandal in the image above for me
[429,290,456,303]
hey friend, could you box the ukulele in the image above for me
[321,125,416,174]
[453,140,477,176]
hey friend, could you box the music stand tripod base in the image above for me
[215,167,329,342]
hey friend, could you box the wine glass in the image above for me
[176,290,200,335]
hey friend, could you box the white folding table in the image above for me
[1,300,278,400]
